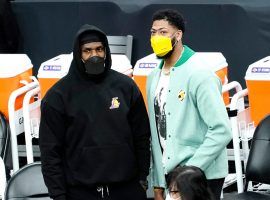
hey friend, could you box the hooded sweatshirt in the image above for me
[39,24,150,200]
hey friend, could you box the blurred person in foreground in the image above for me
[166,165,215,200]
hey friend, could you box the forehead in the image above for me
[169,181,178,189]
[81,42,103,49]
[152,19,177,31]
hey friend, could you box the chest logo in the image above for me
[178,90,186,101]
[110,97,120,109]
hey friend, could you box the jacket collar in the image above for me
[158,45,195,69]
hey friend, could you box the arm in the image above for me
[128,85,151,183]
[39,100,67,200]
[186,75,232,170]
[154,187,165,200]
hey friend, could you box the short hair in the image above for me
[166,166,214,200]
[152,9,185,33]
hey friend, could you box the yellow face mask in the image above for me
[150,35,172,57]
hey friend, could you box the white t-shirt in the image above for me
[154,71,170,159]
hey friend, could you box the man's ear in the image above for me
[176,30,183,42]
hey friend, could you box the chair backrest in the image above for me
[0,112,9,160]
[107,35,133,61]
[4,162,51,200]
[245,114,270,190]
[0,157,7,199]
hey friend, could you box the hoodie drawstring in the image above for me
[97,185,110,198]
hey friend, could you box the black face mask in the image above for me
[84,56,105,75]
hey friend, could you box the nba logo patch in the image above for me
[178,90,185,101]
[110,97,120,109]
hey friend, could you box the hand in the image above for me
[154,188,165,200]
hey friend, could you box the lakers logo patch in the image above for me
[178,90,185,101]
[109,97,120,109]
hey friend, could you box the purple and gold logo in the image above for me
[109,97,120,109]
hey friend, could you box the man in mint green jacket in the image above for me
[147,9,232,200]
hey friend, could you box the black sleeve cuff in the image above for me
[139,179,148,190]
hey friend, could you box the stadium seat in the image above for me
[233,114,270,199]
[4,162,51,200]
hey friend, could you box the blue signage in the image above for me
[251,67,270,73]
[43,65,62,71]
[139,63,157,68]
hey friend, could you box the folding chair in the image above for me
[0,156,6,199]
[107,35,133,61]
[0,112,9,162]
[4,162,51,200]
[0,112,9,198]
[232,114,270,199]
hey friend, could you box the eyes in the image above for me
[150,29,168,36]
[82,46,105,54]
[168,186,181,200]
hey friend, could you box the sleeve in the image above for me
[128,84,151,181]
[185,74,232,171]
[39,100,67,200]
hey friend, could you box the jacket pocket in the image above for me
[174,143,198,166]
[72,143,137,185]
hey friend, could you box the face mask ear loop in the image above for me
[103,48,106,68]
[171,32,179,48]
[172,39,178,48]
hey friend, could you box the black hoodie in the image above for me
[39,24,150,200]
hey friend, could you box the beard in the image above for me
[156,36,177,59]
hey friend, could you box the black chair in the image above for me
[0,112,9,161]
[4,162,51,200]
[233,114,270,199]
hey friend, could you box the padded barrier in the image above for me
[11,1,270,87]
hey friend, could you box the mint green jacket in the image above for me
[146,46,232,188]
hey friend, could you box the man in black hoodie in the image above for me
[39,24,150,200]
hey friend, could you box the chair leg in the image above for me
[244,180,249,191]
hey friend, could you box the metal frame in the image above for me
[222,82,252,193]
[8,76,39,172]
[23,86,41,164]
